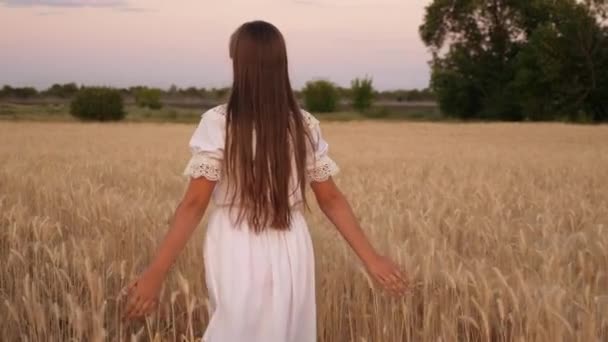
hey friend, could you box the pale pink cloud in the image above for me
[1,0,128,6]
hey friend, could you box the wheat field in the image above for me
[1,120,607,341]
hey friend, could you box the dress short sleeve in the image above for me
[303,111,340,182]
[183,106,226,181]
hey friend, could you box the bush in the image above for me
[302,80,339,113]
[70,87,125,121]
[351,77,374,112]
[135,87,163,109]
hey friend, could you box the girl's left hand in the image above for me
[121,267,164,321]
[364,254,409,296]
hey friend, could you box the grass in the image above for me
[1,120,607,341]
[0,103,203,123]
[0,102,441,123]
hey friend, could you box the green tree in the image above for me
[8,87,39,99]
[183,87,200,97]
[351,77,375,112]
[302,80,339,113]
[0,85,12,98]
[45,83,79,98]
[429,57,482,119]
[420,0,535,120]
[420,0,607,122]
[514,1,608,121]
[70,87,125,121]
[135,87,163,109]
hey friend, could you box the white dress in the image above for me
[182,104,339,342]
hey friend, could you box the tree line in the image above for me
[1,80,435,121]
[0,82,434,104]
[13,77,429,121]
[0,84,233,101]
[420,0,608,122]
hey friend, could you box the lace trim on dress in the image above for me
[212,104,228,116]
[183,153,222,181]
[302,111,319,129]
[307,155,340,182]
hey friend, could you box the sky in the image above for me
[0,0,432,91]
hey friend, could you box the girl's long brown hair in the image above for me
[225,21,311,232]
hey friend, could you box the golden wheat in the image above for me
[1,121,607,341]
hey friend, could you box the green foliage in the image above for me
[15,87,38,98]
[211,87,230,100]
[420,0,608,122]
[430,59,482,119]
[351,77,375,112]
[374,88,435,102]
[302,80,339,113]
[513,1,608,122]
[0,85,38,98]
[404,89,435,101]
[44,83,79,98]
[70,87,125,121]
[420,0,526,120]
[0,85,11,98]
[135,87,163,109]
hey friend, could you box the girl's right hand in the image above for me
[364,254,409,296]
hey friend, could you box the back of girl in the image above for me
[123,20,408,342]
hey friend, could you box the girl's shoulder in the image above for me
[299,108,320,129]
[204,104,319,129]
[197,104,228,130]
[202,104,228,118]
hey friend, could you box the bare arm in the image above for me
[311,177,408,294]
[149,177,216,276]
[123,177,215,320]
[310,177,379,263]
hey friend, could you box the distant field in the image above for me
[0,100,441,123]
[1,121,607,341]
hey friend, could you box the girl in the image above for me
[123,20,408,342]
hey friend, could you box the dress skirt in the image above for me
[201,207,317,342]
